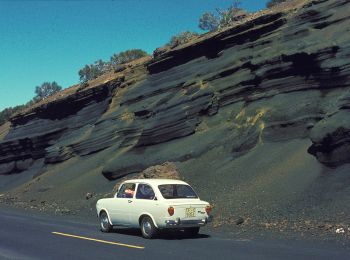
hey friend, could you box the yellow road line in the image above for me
[52,231,145,249]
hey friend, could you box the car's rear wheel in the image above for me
[184,227,200,237]
[99,211,112,232]
[140,216,158,239]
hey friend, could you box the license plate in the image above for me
[185,207,196,218]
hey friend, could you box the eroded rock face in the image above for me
[0,83,116,175]
[0,0,349,182]
[308,110,350,166]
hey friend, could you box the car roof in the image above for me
[123,179,188,185]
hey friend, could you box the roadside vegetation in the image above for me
[167,31,200,48]
[198,0,248,32]
[155,0,292,55]
[0,49,148,125]
[34,82,62,100]
[78,49,148,83]
[0,105,28,125]
[0,81,62,125]
[153,1,249,57]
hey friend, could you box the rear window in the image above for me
[158,184,198,199]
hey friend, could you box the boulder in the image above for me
[113,162,181,191]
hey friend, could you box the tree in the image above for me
[199,12,220,32]
[266,0,288,8]
[0,107,13,125]
[217,2,247,29]
[199,1,247,32]
[78,64,103,83]
[34,81,62,100]
[94,59,108,72]
[110,49,148,68]
[0,103,28,125]
[167,31,200,48]
[77,49,147,85]
[0,95,43,125]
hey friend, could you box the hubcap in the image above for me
[142,220,152,235]
[101,213,109,229]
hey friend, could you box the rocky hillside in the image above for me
[1,0,350,237]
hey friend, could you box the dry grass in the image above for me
[11,55,152,118]
[0,122,10,140]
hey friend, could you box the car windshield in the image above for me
[158,184,198,199]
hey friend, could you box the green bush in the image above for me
[217,5,248,29]
[94,59,109,73]
[199,12,220,32]
[167,31,200,48]
[78,63,104,83]
[0,107,15,125]
[0,99,36,125]
[199,1,247,32]
[0,82,61,125]
[35,81,62,100]
[78,49,147,84]
[110,49,148,68]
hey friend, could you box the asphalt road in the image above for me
[0,208,349,260]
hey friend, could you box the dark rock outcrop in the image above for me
[1,0,349,178]
[308,110,350,166]
[0,82,118,175]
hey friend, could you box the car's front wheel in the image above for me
[140,216,158,239]
[99,211,112,232]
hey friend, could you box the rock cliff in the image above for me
[1,0,350,233]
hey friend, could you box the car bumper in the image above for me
[165,215,213,228]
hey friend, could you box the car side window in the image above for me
[117,183,136,198]
[136,184,155,200]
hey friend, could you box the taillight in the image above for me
[205,205,212,215]
[168,206,174,216]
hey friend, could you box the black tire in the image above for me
[140,216,158,239]
[99,211,112,232]
[184,227,200,237]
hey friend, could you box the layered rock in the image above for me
[0,0,349,183]
[0,81,118,175]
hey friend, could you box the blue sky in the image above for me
[0,0,268,111]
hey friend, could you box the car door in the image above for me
[129,183,159,227]
[110,183,136,226]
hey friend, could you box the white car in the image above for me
[96,179,213,238]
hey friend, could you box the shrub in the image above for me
[199,12,220,32]
[110,49,148,68]
[167,31,200,48]
[266,0,288,8]
[78,63,104,83]
[199,1,247,32]
[0,99,36,125]
[94,59,109,73]
[0,107,14,125]
[35,81,62,100]
[217,5,248,29]
[78,49,147,83]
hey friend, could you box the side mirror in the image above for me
[154,196,158,201]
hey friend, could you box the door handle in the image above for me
[128,200,132,203]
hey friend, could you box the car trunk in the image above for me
[167,199,208,219]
